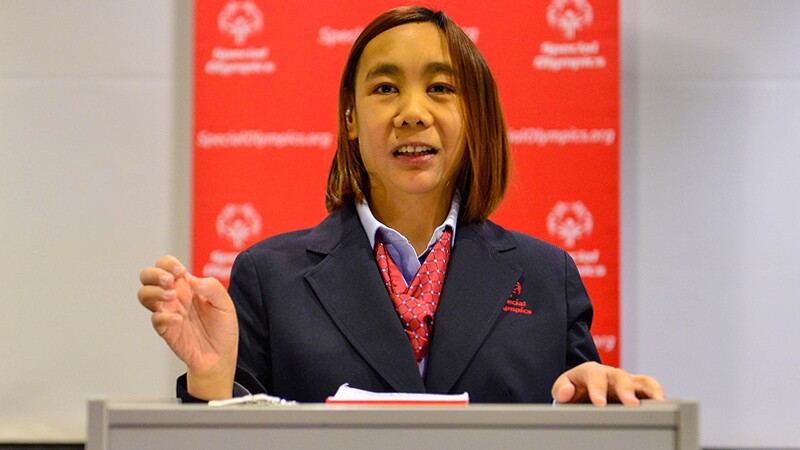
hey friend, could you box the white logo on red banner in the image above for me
[508,126,615,147]
[218,1,263,45]
[196,129,334,150]
[203,203,263,280]
[547,201,593,248]
[546,0,593,40]
[547,201,606,278]
[204,1,276,76]
[318,26,364,47]
[462,26,480,43]
[593,334,616,352]
[533,0,606,72]
[216,203,262,249]
[317,24,478,47]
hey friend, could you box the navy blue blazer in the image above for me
[180,204,600,403]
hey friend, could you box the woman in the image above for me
[139,6,663,405]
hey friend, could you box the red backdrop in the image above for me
[192,0,619,366]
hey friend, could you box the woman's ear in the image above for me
[345,106,358,140]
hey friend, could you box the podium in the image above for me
[87,399,698,450]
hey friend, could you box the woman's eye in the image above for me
[374,84,397,94]
[429,84,454,94]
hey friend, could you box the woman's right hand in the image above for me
[138,255,239,399]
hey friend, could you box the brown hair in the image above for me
[325,6,511,222]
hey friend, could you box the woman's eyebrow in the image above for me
[424,61,453,76]
[364,61,453,81]
[365,63,400,80]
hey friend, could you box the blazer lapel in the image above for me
[425,221,522,394]
[304,207,425,393]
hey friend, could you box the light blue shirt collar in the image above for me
[355,192,460,284]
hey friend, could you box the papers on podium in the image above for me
[325,384,469,406]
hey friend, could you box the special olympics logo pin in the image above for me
[546,0,594,40]
[216,203,262,249]
[218,1,264,45]
[547,201,594,248]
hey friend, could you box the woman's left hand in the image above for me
[551,361,666,406]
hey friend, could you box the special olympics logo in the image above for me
[547,201,593,248]
[216,203,262,249]
[546,0,594,40]
[218,1,264,46]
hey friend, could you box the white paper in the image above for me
[328,383,469,403]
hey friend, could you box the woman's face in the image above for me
[347,22,465,204]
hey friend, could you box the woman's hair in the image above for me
[325,6,511,222]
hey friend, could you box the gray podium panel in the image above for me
[87,399,699,450]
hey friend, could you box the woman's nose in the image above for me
[393,92,433,128]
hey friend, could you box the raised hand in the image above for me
[138,255,238,399]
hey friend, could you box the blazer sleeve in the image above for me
[227,248,274,393]
[564,250,602,369]
[176,368,267,403]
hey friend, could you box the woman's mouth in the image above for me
[393,145,437,157]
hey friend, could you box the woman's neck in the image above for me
[369,189,453,255]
